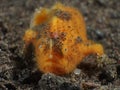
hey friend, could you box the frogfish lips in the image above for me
[42,48,66,75]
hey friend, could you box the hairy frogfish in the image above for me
[23,3,104,75]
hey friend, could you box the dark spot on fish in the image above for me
[54,9,71,21]
[52,38,62,50]
[32,23,50,39]
[75,36,82,43]
[68,26,71,28]
[84,42,91,46]
[59,32,66,41]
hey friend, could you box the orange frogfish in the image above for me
[23,3,104,75]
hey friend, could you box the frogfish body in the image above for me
[23,3,104,75]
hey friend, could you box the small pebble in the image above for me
[96,0,107,6]
[95,30,104,40]
[74,68,81,75]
